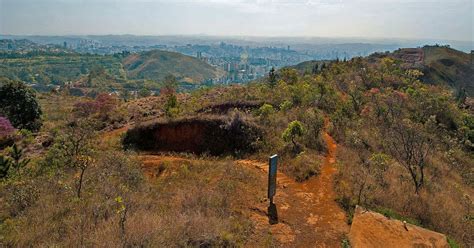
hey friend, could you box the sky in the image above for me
[0,0,472,42]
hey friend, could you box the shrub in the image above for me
[282,153,321,182]
[282,120,305,154]
[0,79,42,131]
[279,100,293,112]
[0,117,14,138]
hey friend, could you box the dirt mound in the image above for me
[349,206,449,248]
[123,115,262,156]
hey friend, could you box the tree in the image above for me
[9,144,30,172]
[0,79,42,131]
[280,68,298,85]
[268,67,277,87]
[384,119,432,194]
[282,121,305,154]
[164,94,179,118]
[162,74,178,96]
[138,87,151,98]
[55,120,96,197]
[162,74,179,117]
[0,144,30,178]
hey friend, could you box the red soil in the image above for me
[240,130,349,247]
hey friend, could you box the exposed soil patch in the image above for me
[123,115,262,156]
[349,206,449,248]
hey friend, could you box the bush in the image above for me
[0,79,42,131]
[0,117,14,138]
[282,120,305,154]
[282,153,321,182]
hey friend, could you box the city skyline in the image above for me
[1,0,473,42]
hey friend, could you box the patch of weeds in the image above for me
[341,238,351,248]
[374,207,421,226]
[447,236,460,248]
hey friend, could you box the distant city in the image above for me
[1,35,471,86]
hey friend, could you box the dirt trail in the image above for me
[240,131,349,247]
[103,122,349,247]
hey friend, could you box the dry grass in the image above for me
[0,150,263,247]
[334,145,474,247]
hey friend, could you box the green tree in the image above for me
[138,87,151,98]
[282,121,305,153]
[9,144,30,172]
[53,119,96,197]
[164,94,179,118]
[0,78,42,131]
[162,74,178,95]
[268,67,277,87]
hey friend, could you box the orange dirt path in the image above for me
[240,131,349,247]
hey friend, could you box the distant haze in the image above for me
[0,0,473,43]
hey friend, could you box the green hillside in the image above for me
[285,60,331,75]
[421,46,473,96]
[0,53,125,85]
[371,46,473,96]
[123,50,224,83]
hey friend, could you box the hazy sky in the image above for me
[1,0,472,41]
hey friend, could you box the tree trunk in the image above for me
[77,166,86,198]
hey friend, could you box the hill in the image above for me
[372,46,474,96]
[285,60,330,74]
[123,50,224,83]
[421,46,473,96]
[1,47,473,247]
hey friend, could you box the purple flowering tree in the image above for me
[0,117,15,138]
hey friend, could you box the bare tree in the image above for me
[385,120,432,194]
[57,119,96,198]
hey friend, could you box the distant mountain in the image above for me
[123,50,224,83]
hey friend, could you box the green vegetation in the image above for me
[0,53,124,85]
[374,207,421,226]
[0,78,42,131]
[282,120,305,154]
[122,50,223,83]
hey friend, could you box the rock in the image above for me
[349,206,449,248]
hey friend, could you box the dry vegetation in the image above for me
[1,46,473,247]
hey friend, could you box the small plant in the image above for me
[164,94,180,118]
[9,144,30,172]
[447,236,460,248]
[0,117,14,138]
[0,155,12,179]
[282,120,305,154]
[258,103,274,123]
[0,144,30,179]
[279,100,292,112]
[341,238,351,248]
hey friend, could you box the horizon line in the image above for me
[1,33,472,44]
